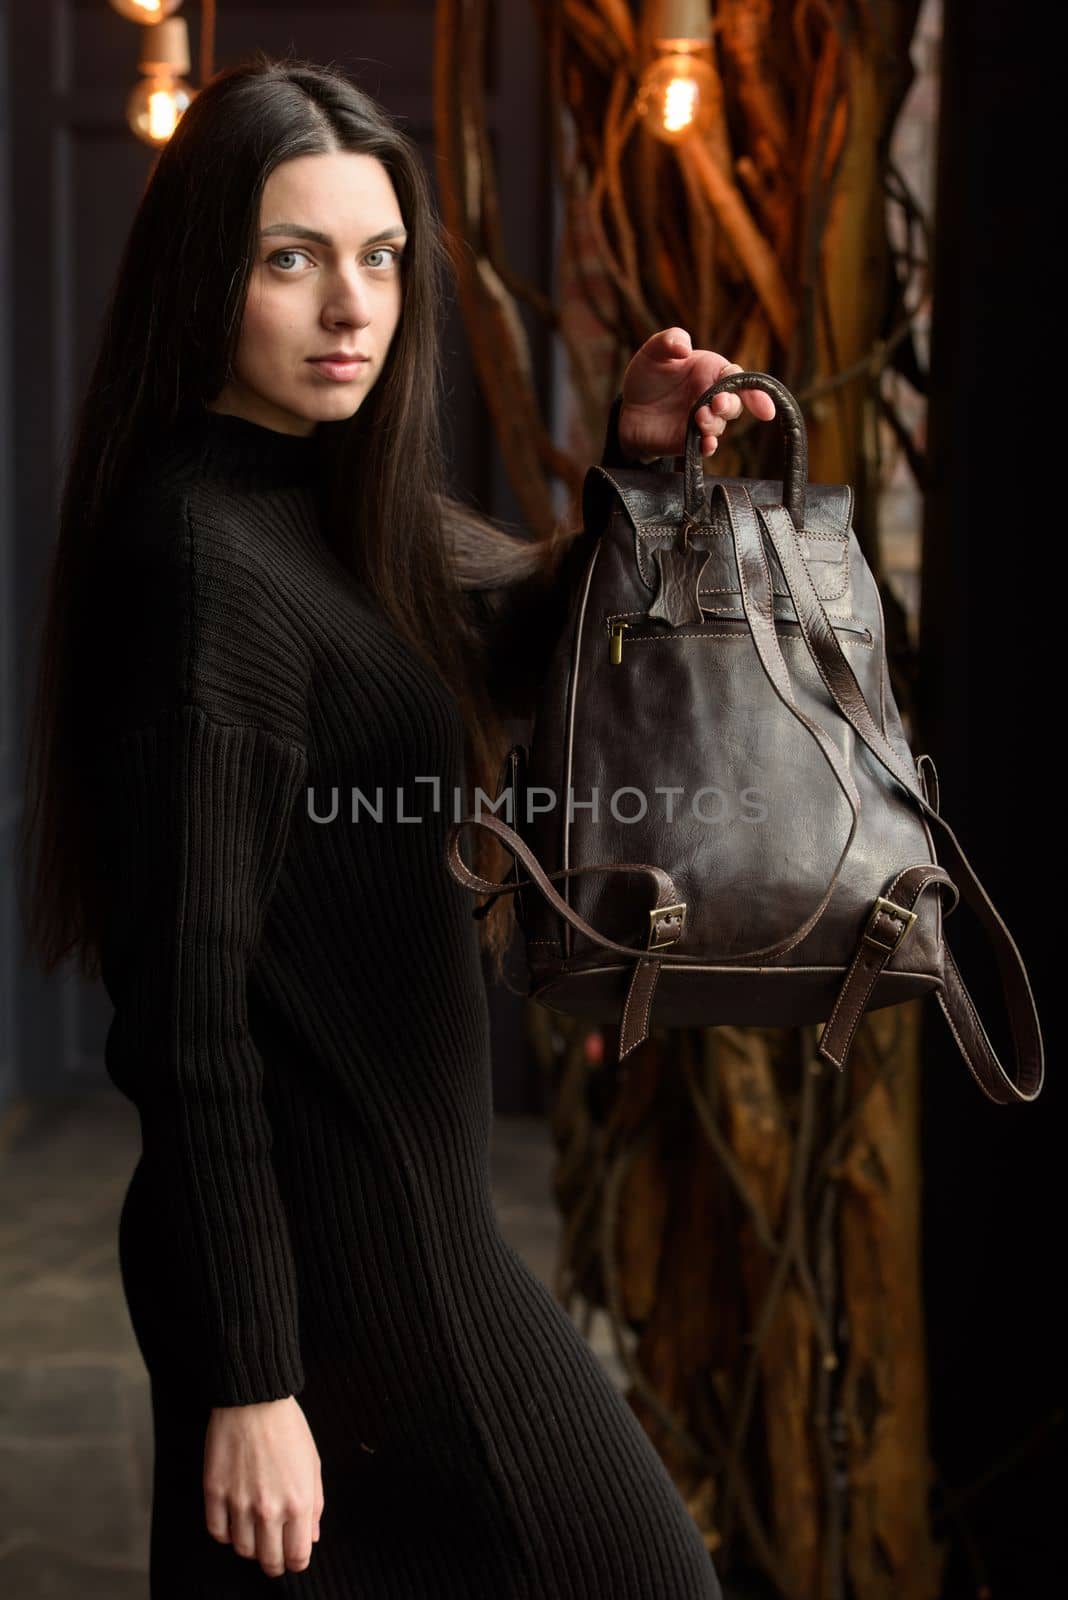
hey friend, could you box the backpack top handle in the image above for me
[686,370,808,532]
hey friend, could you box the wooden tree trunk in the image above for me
[838,1005,944,1599]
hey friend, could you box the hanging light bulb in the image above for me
[126,16,195,146]
[108,0,183,20]
[635,0,720,146]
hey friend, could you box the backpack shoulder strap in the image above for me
[756,494,1044,1105]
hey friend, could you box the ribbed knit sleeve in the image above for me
[87,487,312,1407]
[95,709,308,1406]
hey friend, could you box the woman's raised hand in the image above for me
[203,1394,324,1577]
[617,327,777,461]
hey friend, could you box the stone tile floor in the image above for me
[0,1090,626,1597]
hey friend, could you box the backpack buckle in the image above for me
[648,902,686,949]
[864,895,917,954]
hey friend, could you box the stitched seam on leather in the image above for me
[824,948,884,1055]
[916,816,942,945]
[940,949,994,1062]
[633,526,849,600]
[637,965,657,1035]
[620,965,643,1043]
[868,559,892,739]
[562,544,602,960]
[635,524,848,547]
[619,960,659,1044]
[887,867,945,900]
[604,606,868,628]
[935,991,981,1080]
[538,964,934,978]
[607,472,852,538]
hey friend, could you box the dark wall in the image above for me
[919,1,1060,1591]
[3,1,551,1116]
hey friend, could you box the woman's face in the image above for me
[209,150,406,436]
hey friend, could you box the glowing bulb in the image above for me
[125,75,193,146]
[124,17,194,147]
[635,49,719,145]
[108,0,183,21]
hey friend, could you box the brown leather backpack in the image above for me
[445,371,1044,1105]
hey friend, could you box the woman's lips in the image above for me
[307,356,369,381]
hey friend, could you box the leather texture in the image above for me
[445,372,1044,1105]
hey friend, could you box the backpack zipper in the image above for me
[607,610,869,664]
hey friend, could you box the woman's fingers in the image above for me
[226,1500,258,1565]
[220,1496,316,1577]
[694,404,729,432]
[282,1505,317,1573]
[712,363,744,417]
[692,401,728,455]
[708,363,777,421]
[253,1501,289,1578]
[203,1485,232,1544]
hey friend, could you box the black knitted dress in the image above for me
[85,401,723,1599]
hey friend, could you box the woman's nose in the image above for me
[321,268,372,325]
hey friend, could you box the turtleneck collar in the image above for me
[169,405,325,490]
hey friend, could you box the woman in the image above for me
[20,51,770,1598]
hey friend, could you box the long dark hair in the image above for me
[20,51,568,988]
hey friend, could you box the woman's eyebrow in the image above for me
[260,223,408,247]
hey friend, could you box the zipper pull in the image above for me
[609,620,628,664]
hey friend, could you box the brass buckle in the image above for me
[863,895,917,955]
[648,902,686,950]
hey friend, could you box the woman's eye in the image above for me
[267,248,312,273]
[365,247,401,269]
